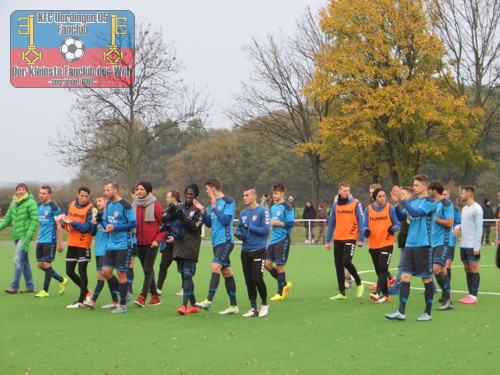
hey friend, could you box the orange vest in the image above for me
[367,203,394,249]
[66,201,93,248]
[334,199,360,241]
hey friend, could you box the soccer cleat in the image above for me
[388,277,397,287]
[134,295,146,307]
[219,306,239,315]
[282,282,293,298]
[329,294,347,300]
[242,308,259,317]
[270,293,283,301]
[258,304,269,318]
[356,284,365,298]
[35,290,49,298]
[377,296,391,303]
[85,290,93,304]
[195,299,212,311]
[437,299,454,311]
[156,288,162,296]
[176,288,184,296]
[458,296,468,303]
[59,278,68,295]
[416,313,432,322]
[461,295,478,304]
[101,302,119,309]
[66,301,84,309]
[385,311,406,321]
[177,305,188,315]
[111,305,128,314]
[186,306,200,314]
[368,284,377,291]
[148,295,161,306]
[84,299,95,309]
[369,293,380,302]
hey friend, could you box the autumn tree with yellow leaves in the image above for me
[307,0,482,186]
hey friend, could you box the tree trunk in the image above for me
[309,153,321,214]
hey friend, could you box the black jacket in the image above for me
[172,203,204,261]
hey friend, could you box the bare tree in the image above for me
[50,20,209,188]
[227,8,332,209]
[427,0,500,182]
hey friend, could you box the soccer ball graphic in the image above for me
[60,37,86,62]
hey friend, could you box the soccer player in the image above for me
[175,184,205,315]
[35,186,68,297]
[236,188,270,317]
[196,179,239,314]
[84,194,120,309]
[385,174,437,322]
[62,186,94,308]
[428,181,455,310]
[325,182,365,300]
[265,183,294,301]
[157,191,183,296]
[453,186,483,304]
[133,182,164,307]
[101,181,137,314]
[0,183,38,294]
[442,188,461,291]
[363,187,400,303]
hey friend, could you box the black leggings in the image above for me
[369,246,393,296]
[157,245,174,290]
[333,240,361,293]
[136,245,159,297]
[66,260,89,303]
[241,249,267,302]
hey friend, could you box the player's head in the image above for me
[271,183,286,203]
[243,187,257,207]
[338,182,350,199]
[428,181,444,198]
[39,185,52,204]
[184,184,199,205]
[78,186,91,205]
[412,174,430,196]
[443,187,450,199]
[166,191,181,206]
[104,181,119,201]
[460,185,475,203]
[136,181,153,199]
[369,183,382,201]
[402,187,414,200]
[206,178,222,196]
[15,182,29,197]
[371,187,386,206]
[95,194,108,210]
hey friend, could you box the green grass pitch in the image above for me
[1,243,499,374]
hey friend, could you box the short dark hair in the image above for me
[462,185,475,194]
[40,185,52,194]
[206,178,222,191]
[339,182,350,189]
[105,181,119,191]
[272,183,286,193]
[403,187,413,194]
[15,183,29,192]
[79,186,91,195]
[369,183,381,190]
[429,181,444,195]
[413,174,430,186]
[170,190,181,203]
[243,187,257,196]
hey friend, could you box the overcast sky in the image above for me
[1,0,326,186]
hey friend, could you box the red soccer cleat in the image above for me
[177,305,188,315]
[148,295,161,306]
[186,306,200,314]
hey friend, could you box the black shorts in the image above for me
[432,245,449,267]
[66,246,91,263]
[266,237,291,265]
[103,249,132,272]
[241,249,266,282]
[333,240,356,265]
[95,255,104,272]
[36,242,56,262]
[212,242,234,269]
[446,246,455,261]
[402,246,432,278]
[176,258,197,277]
[460,247,480,263]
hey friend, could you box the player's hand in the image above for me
[325,243,331,250]
[357,241,364,247]
[151,240,159,248]
[473,248,480,256]
[104,224,115,233]
[392,186,404,201]
[453,226,461,236]
[192,199,204,212]
[57,242,64,253]
[270,219,276,227]
[208,191,216,207]
[166,235,174,243]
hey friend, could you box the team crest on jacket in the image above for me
[114,211,119,217]
[45,210,49,216]
[217,206,221,210]
[252,215,257,221]
[277,211,281,216]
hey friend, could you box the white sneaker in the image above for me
[195,299,212,311]
[66,301,84,309]
[111,305,128,314]
[242,308,258,317]
[258,304,269,318]
[101,302,120,309]
[176,288,183,296]
[219,306,239,315]
[305,240,309,244]
[157,288,162,296]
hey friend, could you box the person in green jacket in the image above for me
[0,183,39,294]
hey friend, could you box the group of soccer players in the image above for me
[1,174,488,320]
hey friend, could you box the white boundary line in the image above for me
[358,264,500,296]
